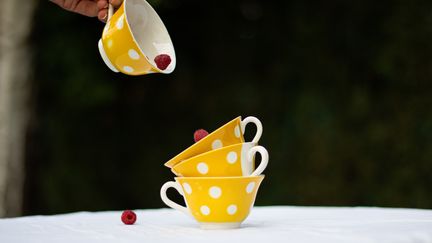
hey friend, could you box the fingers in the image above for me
[50,0,99,17]
[50,0,121,22]
[98,9,108,22]
[74,0,99,17]
[97,0,108,22]
[97,0,123,22]
[97,0,108,9]
[110,0,123,8]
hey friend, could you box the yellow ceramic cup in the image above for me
[160,176,264,229]
[98,0,176,75]
[164,116,263,168]
[171,142,268,177]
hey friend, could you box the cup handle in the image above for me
[107,4,114,23]
[160,181,191,217]
[98,4,119,73]
[241,116,263,144]
[249,145,269,176]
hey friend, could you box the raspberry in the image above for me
[121,210,136,225]
[194,129,209,142]
[154,54,171,70]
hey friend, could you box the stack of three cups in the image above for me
[160,116,269,229]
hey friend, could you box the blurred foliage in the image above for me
[24,0,432,215]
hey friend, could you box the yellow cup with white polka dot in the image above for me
[171,142,268,177]
[98,0,176,75]
[160,176,264,229]
[165,116,263,168]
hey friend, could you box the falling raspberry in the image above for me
[154,54,171,70]
[194,129,209,142]
[121,210,137,225]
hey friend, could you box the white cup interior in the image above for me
[125,0,176,73]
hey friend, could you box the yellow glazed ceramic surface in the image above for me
[98,0,176,75]
[164,116,263,168]
[160,176,265,229]
[172,142,269,177]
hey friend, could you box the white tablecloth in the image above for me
[1,206,432,243]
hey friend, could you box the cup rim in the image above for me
[164,116,243,168]
[174,175,265,181]
[123,0,176,74]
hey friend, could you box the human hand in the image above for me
[50,0,123,22]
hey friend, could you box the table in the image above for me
[1,206,432,243]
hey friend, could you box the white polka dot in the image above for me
[246,182,256,194]
[107,39,113,48]
[116,15,124,29]
[226,151,238,164]
[200,205,210,215]
[197,162,209,175]
[227,204,237,215]
[182,183,192,194]
[128,49,140,60]
[212,139,223,150]
[123,66,134,73]
[209,186,222,199]
[234,125,241,138]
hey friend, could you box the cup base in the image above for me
[98,39,119,73]
[199,222,241,230]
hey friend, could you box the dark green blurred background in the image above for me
[24,0,432,215]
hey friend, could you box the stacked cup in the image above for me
[160,116,268,229]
